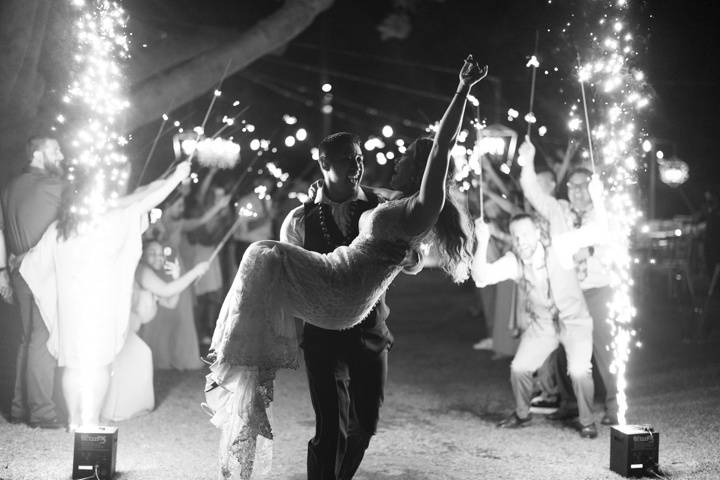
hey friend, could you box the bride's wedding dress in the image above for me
[206,196,428,479]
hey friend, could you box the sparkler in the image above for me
[571,0,649,425]
[207,207,257,264]
[135,113,169,187]
[525,31,540,137]
[62,0,130,226]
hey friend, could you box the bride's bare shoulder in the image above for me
[365,186,404,202]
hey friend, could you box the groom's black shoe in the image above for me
[497,413,532,429]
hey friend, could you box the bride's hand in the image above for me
[458,55,488,89]
[306,180,323,204]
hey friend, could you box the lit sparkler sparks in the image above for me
[62,0,130,227]
[573,0,650,425]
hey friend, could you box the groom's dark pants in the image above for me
[303,326,388,480]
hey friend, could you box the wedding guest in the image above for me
[472,138,608,439]
[102,240,208,421]
[472,195,520,359]
[1,137,65,429]
[141,188,227,366]
[20,161,191,428]
[190,184,232,345]
[521,147,619,425]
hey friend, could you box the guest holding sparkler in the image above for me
[472,191,520,359]
[191,184,233,346]
[1,137,66,429]
[102,240,209,421]
[142,185,229,366]
[472,138,607,438]
[520,141,619,426]
[19,161,192,429]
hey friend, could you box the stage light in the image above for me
[72,426,118,480]
[382,125,394,138]
[295,128,308,141]
[284,136,296,147]
[321,83,332,93]
[610,425,659,477]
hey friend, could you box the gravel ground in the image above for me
[1,270,719,479]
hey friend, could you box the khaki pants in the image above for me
[511,319,595,426]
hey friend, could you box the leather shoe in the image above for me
[579,422,598,439]
[497,413,532,429]
[29,418,64,430]
[601,413,619,425]
[547,408,578,421]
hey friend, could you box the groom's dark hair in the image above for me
[318,132,360,163]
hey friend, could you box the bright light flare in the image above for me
[574,0,650,425]
[62,0,130,230]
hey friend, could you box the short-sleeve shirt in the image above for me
[1,168,65,256]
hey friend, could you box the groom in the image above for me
[280,132,394,479]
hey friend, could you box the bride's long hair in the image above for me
[407,138,475,283]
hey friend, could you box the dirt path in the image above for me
[1,271,719,479]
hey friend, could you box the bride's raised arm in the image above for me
[402,56,487,235]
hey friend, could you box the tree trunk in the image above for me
[0,0,334,181]
[125,0,334,133]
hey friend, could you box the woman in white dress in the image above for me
[20,162,191,429]
[207,56,487,478]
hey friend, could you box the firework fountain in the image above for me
[60,0,130,228]
[571,0,649,427]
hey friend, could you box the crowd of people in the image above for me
[0,139,278,430]
[0,56,625,479]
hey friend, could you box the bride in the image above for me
[206,55,487,478]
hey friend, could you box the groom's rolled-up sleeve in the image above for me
[279,206,305,247]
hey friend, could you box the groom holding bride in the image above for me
[280,132,399,480]
[207,55,485,479]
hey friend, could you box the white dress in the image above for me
[101,285,156,421]
[207,196,427,479]
[20,207,146,368]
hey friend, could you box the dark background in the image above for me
[122,0,720,218]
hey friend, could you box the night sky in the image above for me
[125,0,720,218]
